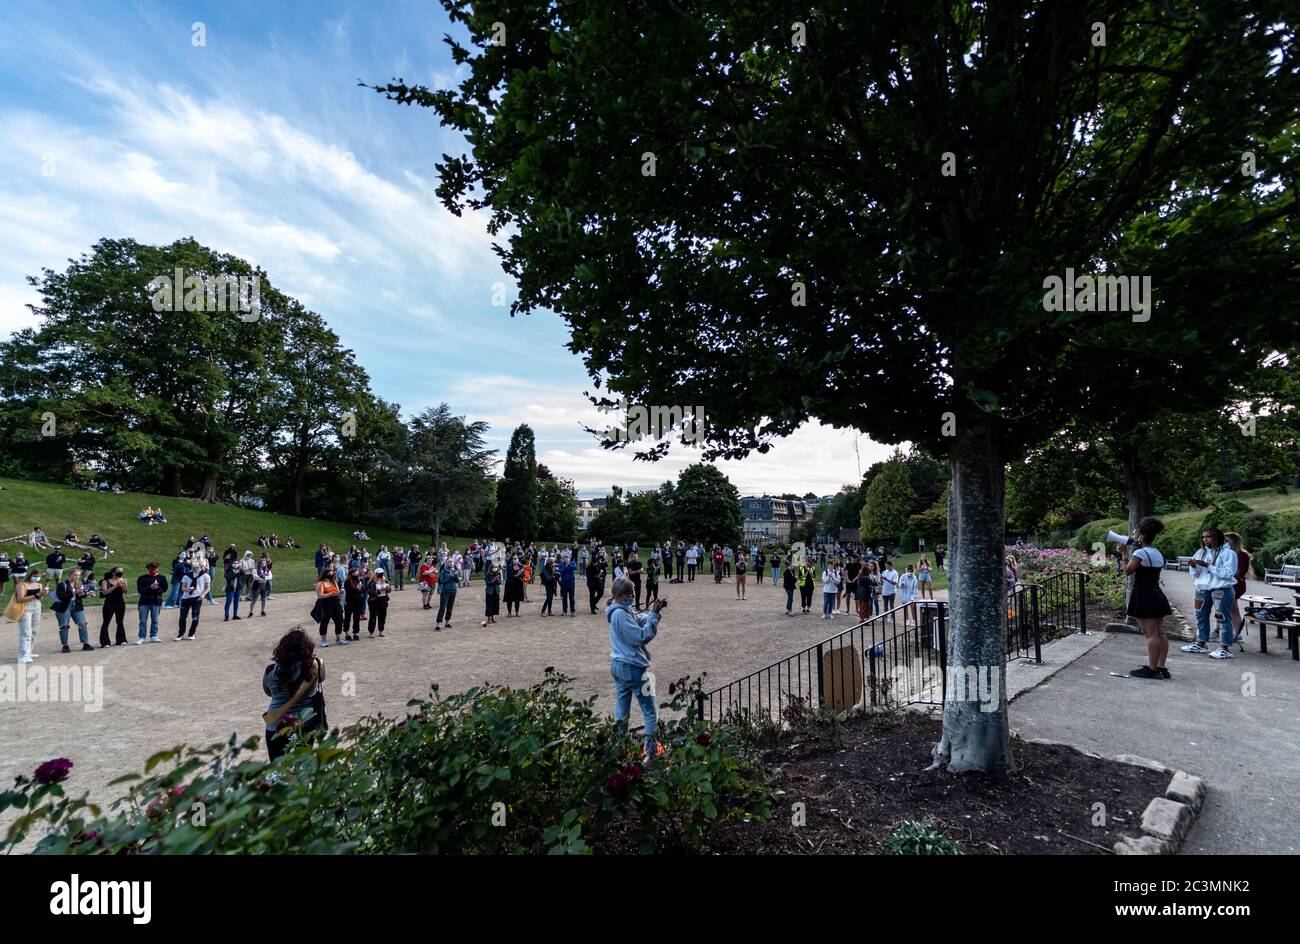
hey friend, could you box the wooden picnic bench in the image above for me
[1240,595,1300,661]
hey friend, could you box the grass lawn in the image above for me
[0,477,475,607]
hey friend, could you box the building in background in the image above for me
[740,496,809,545]
[576,498,606,530]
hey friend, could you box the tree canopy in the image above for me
[379,0,1298,773]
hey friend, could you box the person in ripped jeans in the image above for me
[1183,527,1240,659]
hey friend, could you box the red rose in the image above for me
[696,732,712,747]
[34,758,73,785]
[621,762,643,782]
[605,773,628,799]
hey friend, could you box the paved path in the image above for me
[1011,569,1300,854]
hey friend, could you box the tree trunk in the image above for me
[1119,447,1155,620]
[1120,450,1155,536]
[930,418,1015,775]
[161,464,181,497]
[199,469,220,503]
[290,460,307,518]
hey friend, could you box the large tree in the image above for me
[263,305,374,517]
[670,464,743,548]
[3,238,284,498]
[536,463,580,540]
[380,404,496,547]
[381,1,1298,772]
[494,424,539,541]
[860,452,919,544]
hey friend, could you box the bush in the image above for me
[882,819,965,855]
[1219,512,1271,551]
[1256,537,1300,577]
[898,527,918,554]
[1,673,774,855]
[1006,543,1123,608]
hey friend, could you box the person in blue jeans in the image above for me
[135,561,167,642]
[606,578,666,760]
[164,553,186,608]
[1183,527,1240,659]
[557,553,577,616]
[223,561,243,621]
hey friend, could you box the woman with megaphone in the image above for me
[1121,517,1173,679]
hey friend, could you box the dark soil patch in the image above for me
[707,710,1167,854]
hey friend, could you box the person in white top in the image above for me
[820,561,842,619]
[880,562,899,613]
[897,565,919,625]
[1183,526,1240,658]
[177,563,211,640]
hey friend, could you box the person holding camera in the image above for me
[1122,517,1173,678]
[10,568,45,664]
[98,567,129,647]
[53,569,94,652]
[135,562,167,643]
[607,577,666,760]
[1182,526,1239,659]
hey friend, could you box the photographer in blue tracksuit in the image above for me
[606,577,667,759]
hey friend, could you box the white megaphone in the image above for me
[1105,529,1134,546]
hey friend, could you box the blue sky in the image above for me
[0,0,892,496]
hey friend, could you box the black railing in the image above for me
[698,571,1088,725]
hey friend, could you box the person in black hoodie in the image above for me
[627,555,643,607]
[783,561,798,617]
[343,568,367,641]
[135,562,168,642]
[77,550,95,584]
[45,547,66,583]
[587,553,607,614]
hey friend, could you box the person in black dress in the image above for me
[503,557,525,617]
[99,567,129,647]
[1124,516,1173,679]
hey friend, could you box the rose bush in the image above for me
[1,671,772,855]
[1006,542,1124,608]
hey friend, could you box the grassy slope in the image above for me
[1072,486,1300,560]
[0,477,471,606]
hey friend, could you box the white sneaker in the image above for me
[136,638,146,645]
[149,637,161,643]
[1209,648,1233,659]
[30,653,39,659]
[1181,643,1209,653]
